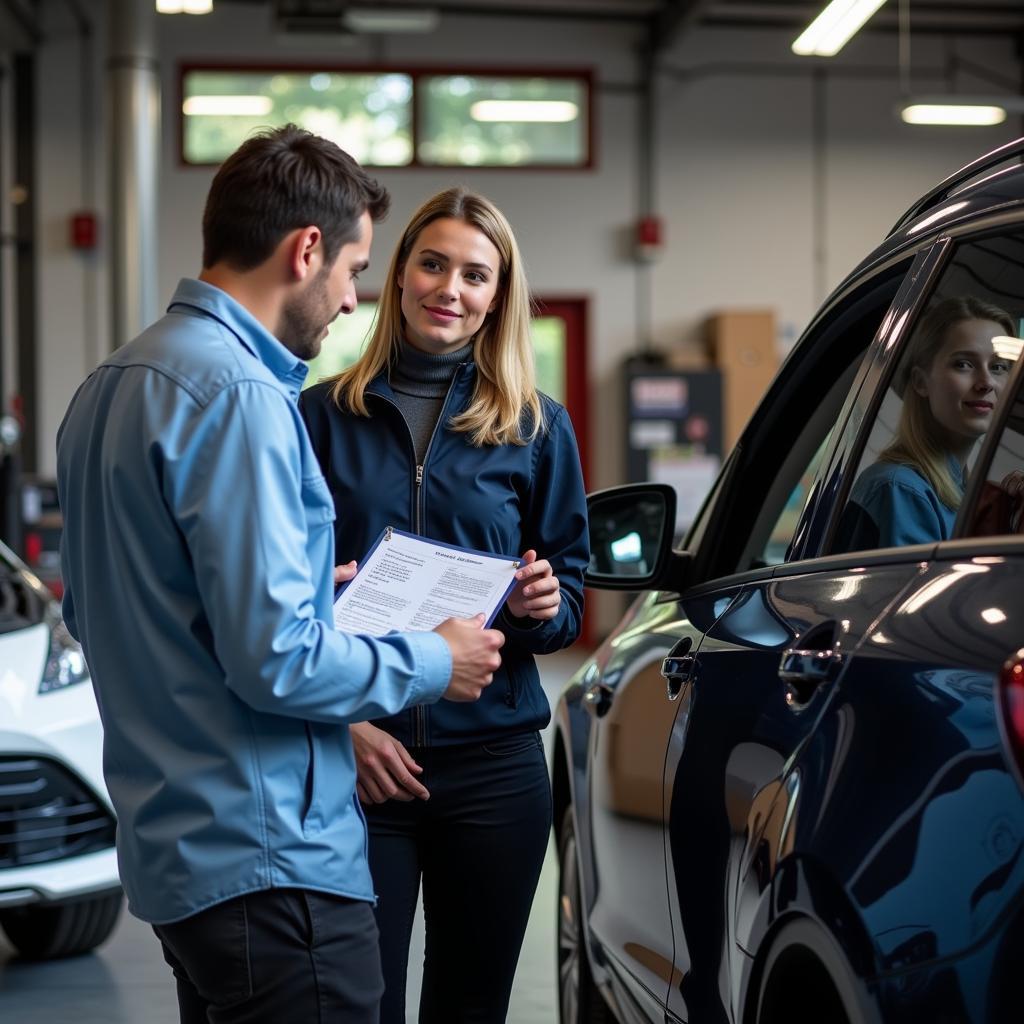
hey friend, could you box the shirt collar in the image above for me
[167,278,309,398]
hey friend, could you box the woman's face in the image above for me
[913,317,1014,444]
[397,217,501,356]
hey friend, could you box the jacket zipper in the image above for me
[371,368,466,749]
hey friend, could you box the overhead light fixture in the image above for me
[992,336,1024,362]
[183,95,273,116]
[342,6,439,33]
[156,0,213,12]
[470,100,578,123]
[792,0,887,57]
[900,97,1011,126]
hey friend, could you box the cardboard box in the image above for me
[705,310,779,449]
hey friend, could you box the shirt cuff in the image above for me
[407,630,452,704]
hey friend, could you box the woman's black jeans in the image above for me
[364,730,552,1023]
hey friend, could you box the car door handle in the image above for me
[661,636,695,701]
[778,648,844,705]
[582,681,614,717]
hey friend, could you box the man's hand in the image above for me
[434,614,504,702]
[506,549,561,621]
[350,722,429,804]
[334,560,358,586]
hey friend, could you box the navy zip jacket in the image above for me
[300,361,589,746]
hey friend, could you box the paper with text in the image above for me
[333,529,519,637]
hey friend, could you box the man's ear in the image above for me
[287,226,323,282]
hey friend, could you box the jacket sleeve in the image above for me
[165,380,451,724]
[298,386,331,479]
[500,403,589,656]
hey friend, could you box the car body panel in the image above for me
[662,562,926,1022]
[0,546,119,909]
[555,141,1024,1024]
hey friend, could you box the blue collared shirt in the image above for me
[57,278,451,923]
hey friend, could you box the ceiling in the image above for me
[4,1,1023,54]
[258,1,1024,39]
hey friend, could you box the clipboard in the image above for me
[333,527,520,636]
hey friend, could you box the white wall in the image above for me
[28,0,1021,502]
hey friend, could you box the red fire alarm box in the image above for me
[70,211,98,250]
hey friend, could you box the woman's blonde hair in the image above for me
[327,186,542,446]
[881,295,1016,509]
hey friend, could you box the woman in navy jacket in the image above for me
[300,186,589,1023]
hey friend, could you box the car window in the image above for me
[737,346,865,571]
[832,232,1024,555]
[682,258,915,582]
[962,373,1024,538]
[761,434,833,565]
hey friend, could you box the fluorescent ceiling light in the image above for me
[992,336,1024,362]
[792,0,887,57]
[157,0,213,12]
[183,95,273,116]
[901,101,1008,126]
[343,7,439,33]
[470,100,578,123]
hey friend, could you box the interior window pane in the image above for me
[182,70,413,166]
[304,307,567,396]
[303,302,378,389]
[530,315,566,403]
[418,75,588,166]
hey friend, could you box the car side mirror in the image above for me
[584,482,691,591]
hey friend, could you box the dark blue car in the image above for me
[553,138,1024,1024]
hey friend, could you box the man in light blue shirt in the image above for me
[56,125,504,1023]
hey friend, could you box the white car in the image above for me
[0,539,122,959]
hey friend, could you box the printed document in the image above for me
[333,528,519,637]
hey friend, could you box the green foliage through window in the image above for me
[183,70,412,166]
[419,76,587,167]
[182,67,590,168]
[302,306,566,404]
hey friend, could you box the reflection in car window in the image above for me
[761,433,832,565]
[965,381,1024,538]
[738,353,861,573]
[834,235,1024,555]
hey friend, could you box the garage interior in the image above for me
[1,1,1023,1021]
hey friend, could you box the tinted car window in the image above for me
[833,233,1024,555]
[725,267,910,575]
[963,373,1024,538]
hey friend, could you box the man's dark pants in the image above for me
[153,888,383,1023]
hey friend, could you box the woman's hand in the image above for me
[350,722,429,804]
[506,549,561,621]
[334,560,358,586]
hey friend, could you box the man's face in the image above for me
[278,211,373,361]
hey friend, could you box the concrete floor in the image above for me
[0,649,587,1024]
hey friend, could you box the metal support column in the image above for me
[108,0,159,349]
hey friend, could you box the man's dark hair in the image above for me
[201,124,390,270]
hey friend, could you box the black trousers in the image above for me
[153,888,384,1024]
[364,731,552,1024]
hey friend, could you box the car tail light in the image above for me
[998,649,1024,785]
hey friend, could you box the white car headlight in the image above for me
[39,604,89,694]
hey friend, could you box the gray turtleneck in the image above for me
[390,341,473,464]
